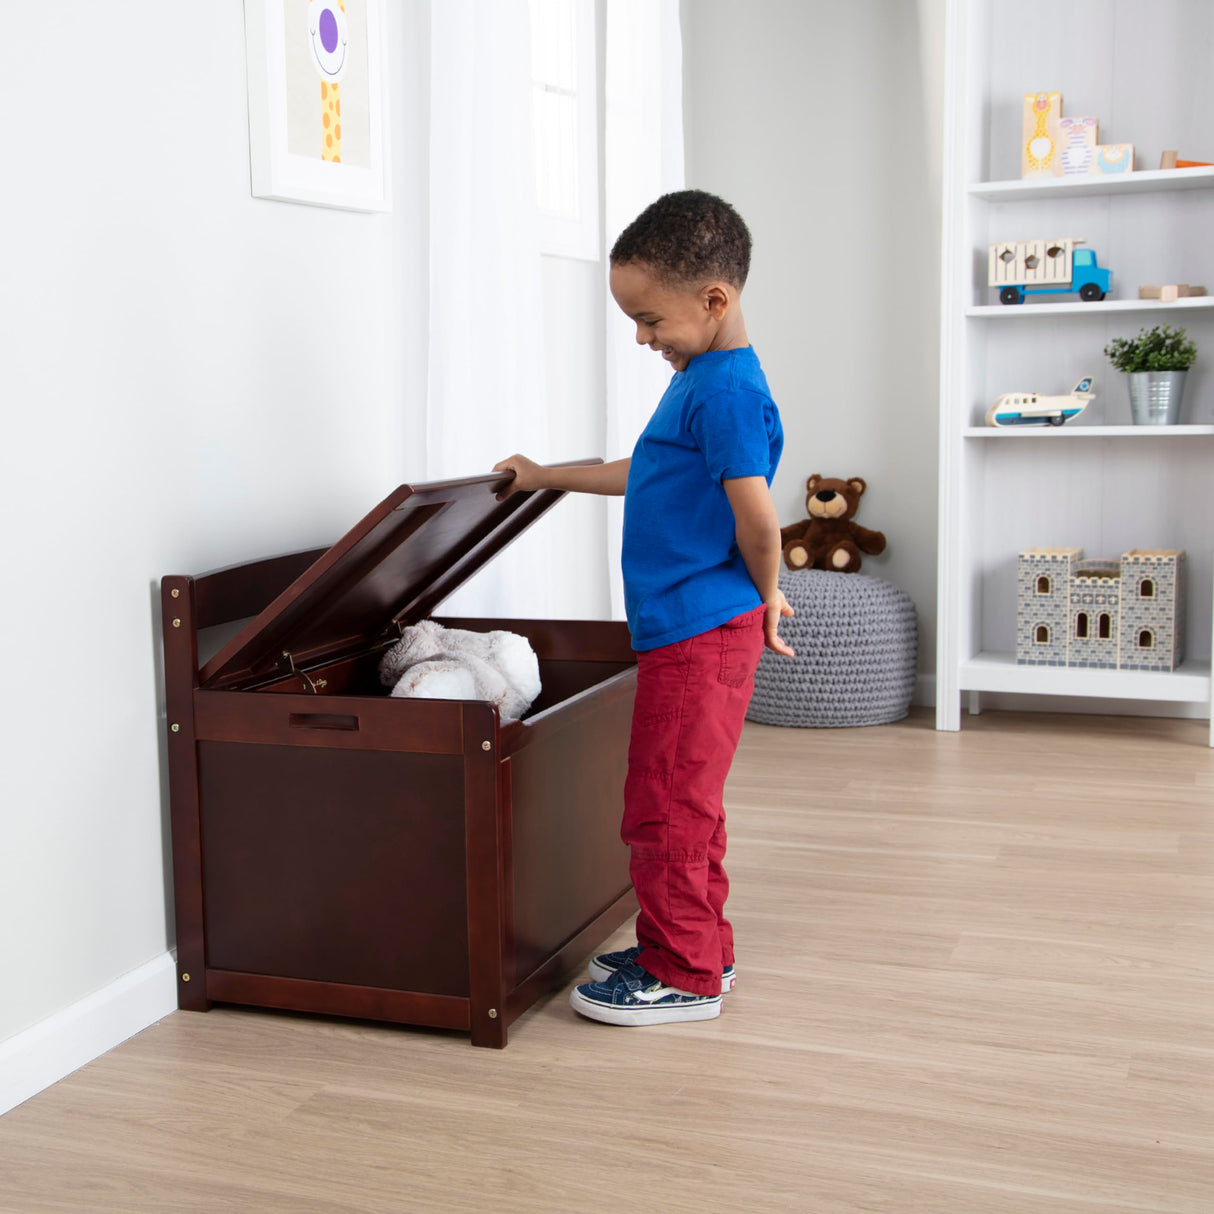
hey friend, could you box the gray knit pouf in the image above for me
[747,570,918,728]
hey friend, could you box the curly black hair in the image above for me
[610,189,751,290]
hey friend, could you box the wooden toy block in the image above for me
[1138,284,1208,302]
[1159,152,1211,169]
[1089,143,1134,174]
[1058,116,1098,175]
[1022,92,1063,177]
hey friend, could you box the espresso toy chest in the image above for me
[162,469,638,1047]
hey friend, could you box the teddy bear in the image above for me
[378,619,542,721]
[780,474,887,574]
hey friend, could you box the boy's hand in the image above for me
[765,590,795,656]
[492,457,631,499]
[722,476,796,657]
[493,454,546,500]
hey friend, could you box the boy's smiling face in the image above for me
[609,261,734,372]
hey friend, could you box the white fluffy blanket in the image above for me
[378,619,542,722]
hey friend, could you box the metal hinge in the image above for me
[377,618,408,649]
[276,650,327,694]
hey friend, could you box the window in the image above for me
[1036,575,1051,594]
[1098,613,1112,640]
[1035,624,1050,644]
[1140,578,1155,598]
[1138,629,1154,649]
[1076,612,1089,639]
[529,0,599,260]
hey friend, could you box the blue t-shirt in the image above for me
[622,346,783,651]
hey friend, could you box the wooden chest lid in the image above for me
[198,463,593,691]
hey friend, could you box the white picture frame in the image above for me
[244,0,391,212]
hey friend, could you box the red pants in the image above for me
[623,605,766,997]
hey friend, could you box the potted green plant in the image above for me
[1103,324,1198,425]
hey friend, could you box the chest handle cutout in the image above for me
[288,712,360,732]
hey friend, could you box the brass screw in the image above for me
[170,588,180,599]
[171,723,180,733]
[482,740,492,751]
[172,618,181,628]
[182,973,191,982]
[488,1008,498,1019]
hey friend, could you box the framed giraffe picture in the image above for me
[244,0,391,212]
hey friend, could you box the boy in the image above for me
[494,189,791,1026]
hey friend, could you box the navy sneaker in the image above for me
[588,945,736,994]
[569,961,722,1026]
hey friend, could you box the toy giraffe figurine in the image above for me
[307,1,349,163]
[1022,91,1062,177]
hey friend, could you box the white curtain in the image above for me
[426,0,683,621]
[427,0,552,617]
[603,0,685,618]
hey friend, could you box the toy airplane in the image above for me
[987,376,1095,427]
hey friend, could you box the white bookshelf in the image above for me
[936,0,1214,744]
[959,653,1211,704]
[968,297,1214,319]
[969,165,1214,201]
[964,425,1214,439]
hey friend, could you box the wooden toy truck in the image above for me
[989,238,1111,304]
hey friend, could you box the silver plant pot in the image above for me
[1126,370,1188,425]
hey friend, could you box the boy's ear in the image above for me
[702,282,730,319]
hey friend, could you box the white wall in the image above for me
[681,0,946,679]
[0,0,948,1065]
[0,2,430,1046]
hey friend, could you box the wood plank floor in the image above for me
[1,710,1211,1212]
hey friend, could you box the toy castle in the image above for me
[1017,548,1186,670]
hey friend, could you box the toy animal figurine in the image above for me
[1059,116,1098,175]
[1092,143,1133,174]
[780,475,887,574]
[987,376,1095,427]
[1022,92,1063,177]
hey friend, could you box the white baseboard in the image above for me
[0,951,178,1117]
